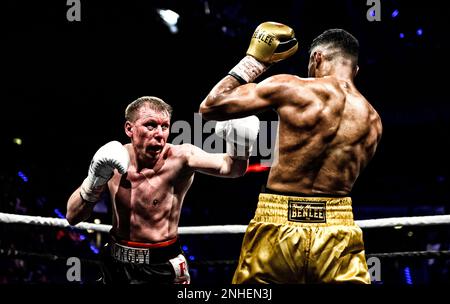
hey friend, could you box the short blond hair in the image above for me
[125,96,173,122]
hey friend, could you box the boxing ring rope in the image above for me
[1,212,449,234]
[1,212,450,267]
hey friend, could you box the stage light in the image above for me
[18,171,28,182]
[391,10,399,18]
[246,163,270,173]
[90,244,100,254]
[157,9,180,34]
[403,266,413,284]
[13,138,22,145]
[416,28,423,36]
[54,208,65,219]
[204,0,210,15]
[399,33,405,39]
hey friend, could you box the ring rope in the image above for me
[189,250,450,266]
[0,212,449,234]
[366,250,450,259]
[2,248,449,266]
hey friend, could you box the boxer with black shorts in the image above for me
[66,96,260,283]
[200,24,382,283]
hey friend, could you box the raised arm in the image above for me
[199,22,298,120]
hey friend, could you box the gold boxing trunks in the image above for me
[232,193,370,284]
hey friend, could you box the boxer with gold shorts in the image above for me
[232,191,370,283]
[200,23,382,283]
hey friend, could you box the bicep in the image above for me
[201,76,280,120]
[220,83,274,117]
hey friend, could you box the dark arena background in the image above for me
[1,0,449,289]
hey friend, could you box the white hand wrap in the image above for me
[80,141,130,203]
[228,55,268,84]
[215,115,260,160]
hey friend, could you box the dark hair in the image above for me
[309,29,359,63]
[125,96,173,122]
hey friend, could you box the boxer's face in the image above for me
[127,106,171,162]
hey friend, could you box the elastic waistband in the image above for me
[113,236,178,249]
[263,187,349,198]
[254,193,355,226]
[109,237,181,264]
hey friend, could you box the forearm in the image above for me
[66,187,97,225]
[199,75,242,120]
[200,22,297,121]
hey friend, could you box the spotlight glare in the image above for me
[416,28,423,36]
[404,267,413,284]
[54,208,65,219]
[13,138,22,145]
[90,244,100,254]
[246,164,270,173]
[157,9,180,34]
[391,10,399,18]
[18,171,29,182]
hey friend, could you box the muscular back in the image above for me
[267,75,382,195]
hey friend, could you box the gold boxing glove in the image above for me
[229,21,298,84]
[247,22,298,63]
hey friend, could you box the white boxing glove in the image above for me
[215,116,260,160]
[80,141,130,203]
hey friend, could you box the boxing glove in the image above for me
[215,116,260,160]
[80,141,130,203]
[229,21,298,84]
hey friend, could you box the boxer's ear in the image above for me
[125,121,133,138]
[354,65,360,77]
[314,51,323,66]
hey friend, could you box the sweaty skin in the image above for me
[200,53,382,196]
[109,143,194,242]
[67,105,248,242]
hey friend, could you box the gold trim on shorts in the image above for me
[254,193,355,226]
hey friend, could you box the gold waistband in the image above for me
[254,193,355,226]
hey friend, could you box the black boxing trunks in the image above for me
[232,190,370,284]
[100,236,190,284]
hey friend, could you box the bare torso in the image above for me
[107,143,194,242]
[267,75,382,195]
